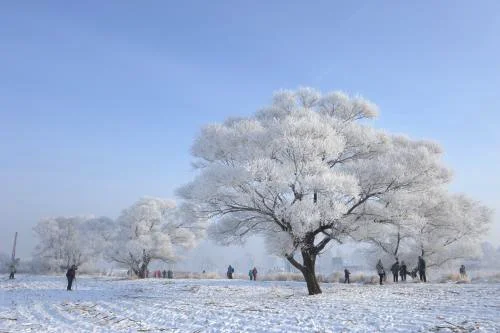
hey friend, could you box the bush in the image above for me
[351,274,379,284]
[326,272,342,283]
[261,272,305,281]
[439,273,462,283]
[163,271,222,279]
[470,272,500,283]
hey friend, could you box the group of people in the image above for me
[125,269,173,279]
[248,267,258,280]
[152,270,173,279]
[345,256,421,285]
[389,258,410,282]
[226,265,259,281]
[375,256,427,285]
[65,266,177,291]
[17,259,470,290]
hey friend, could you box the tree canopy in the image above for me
[178,87,491,294]
[106,197,205,277]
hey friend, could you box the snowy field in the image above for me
[1,275,499,332]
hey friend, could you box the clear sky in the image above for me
[1,1,499,258]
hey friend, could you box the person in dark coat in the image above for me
[344,268,351,284]
[227,265,234,279]
[376,259,385,285]
[66,265,77,290]
[391,259,400,283]
[252,267,257,281]
[162,270,167,278]
[400,261,407,281]
[410,267,418,279]
[418,256,426,282]
[8,264,16,279]
[459,265,466,279]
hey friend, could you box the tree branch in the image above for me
[313,236,332,255]
[285,254,304,272]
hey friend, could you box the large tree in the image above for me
[178,88,490,295]
[106,197,204,278]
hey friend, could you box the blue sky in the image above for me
[1,1,499,257]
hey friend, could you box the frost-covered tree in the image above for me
[106,197,204,278]
[178,87,491,295]
[80,216,115,270]
[353,193,416,259]
[406,191,491,267]
[33,216,94,271]
[0,253,11,273]
[356,190,491,269]
[480,242,500,269]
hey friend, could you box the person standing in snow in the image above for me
[248,269,253,280]
[227,265,234,279]
[459,265,466,279]
[66,265,77,290]
[8,264,16,279]
[418,256,426,282]
[376,259,385,285]
[252,267,257,281]
[344,268,351,284]
[400,261,407,281]
[391,258,400,283]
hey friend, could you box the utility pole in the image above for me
[11,232,18,262]
[9,232,18,279]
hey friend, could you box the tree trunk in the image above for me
[139,264,148,278]
[284,233,322,295]
[131,253,151,279]
[135,249,151,279]
[393,231,400,259]
[132,263,149,278]
[301,249,322,295]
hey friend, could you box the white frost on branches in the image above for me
[33,216,97,271]
[178,87,491,294]
[106,197,204,277]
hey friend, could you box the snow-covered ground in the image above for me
[1,275,499,332]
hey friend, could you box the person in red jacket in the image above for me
[66,265,77,290]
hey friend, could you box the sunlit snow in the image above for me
[1,275,499,332]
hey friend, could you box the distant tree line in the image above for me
[31,197,204,277]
